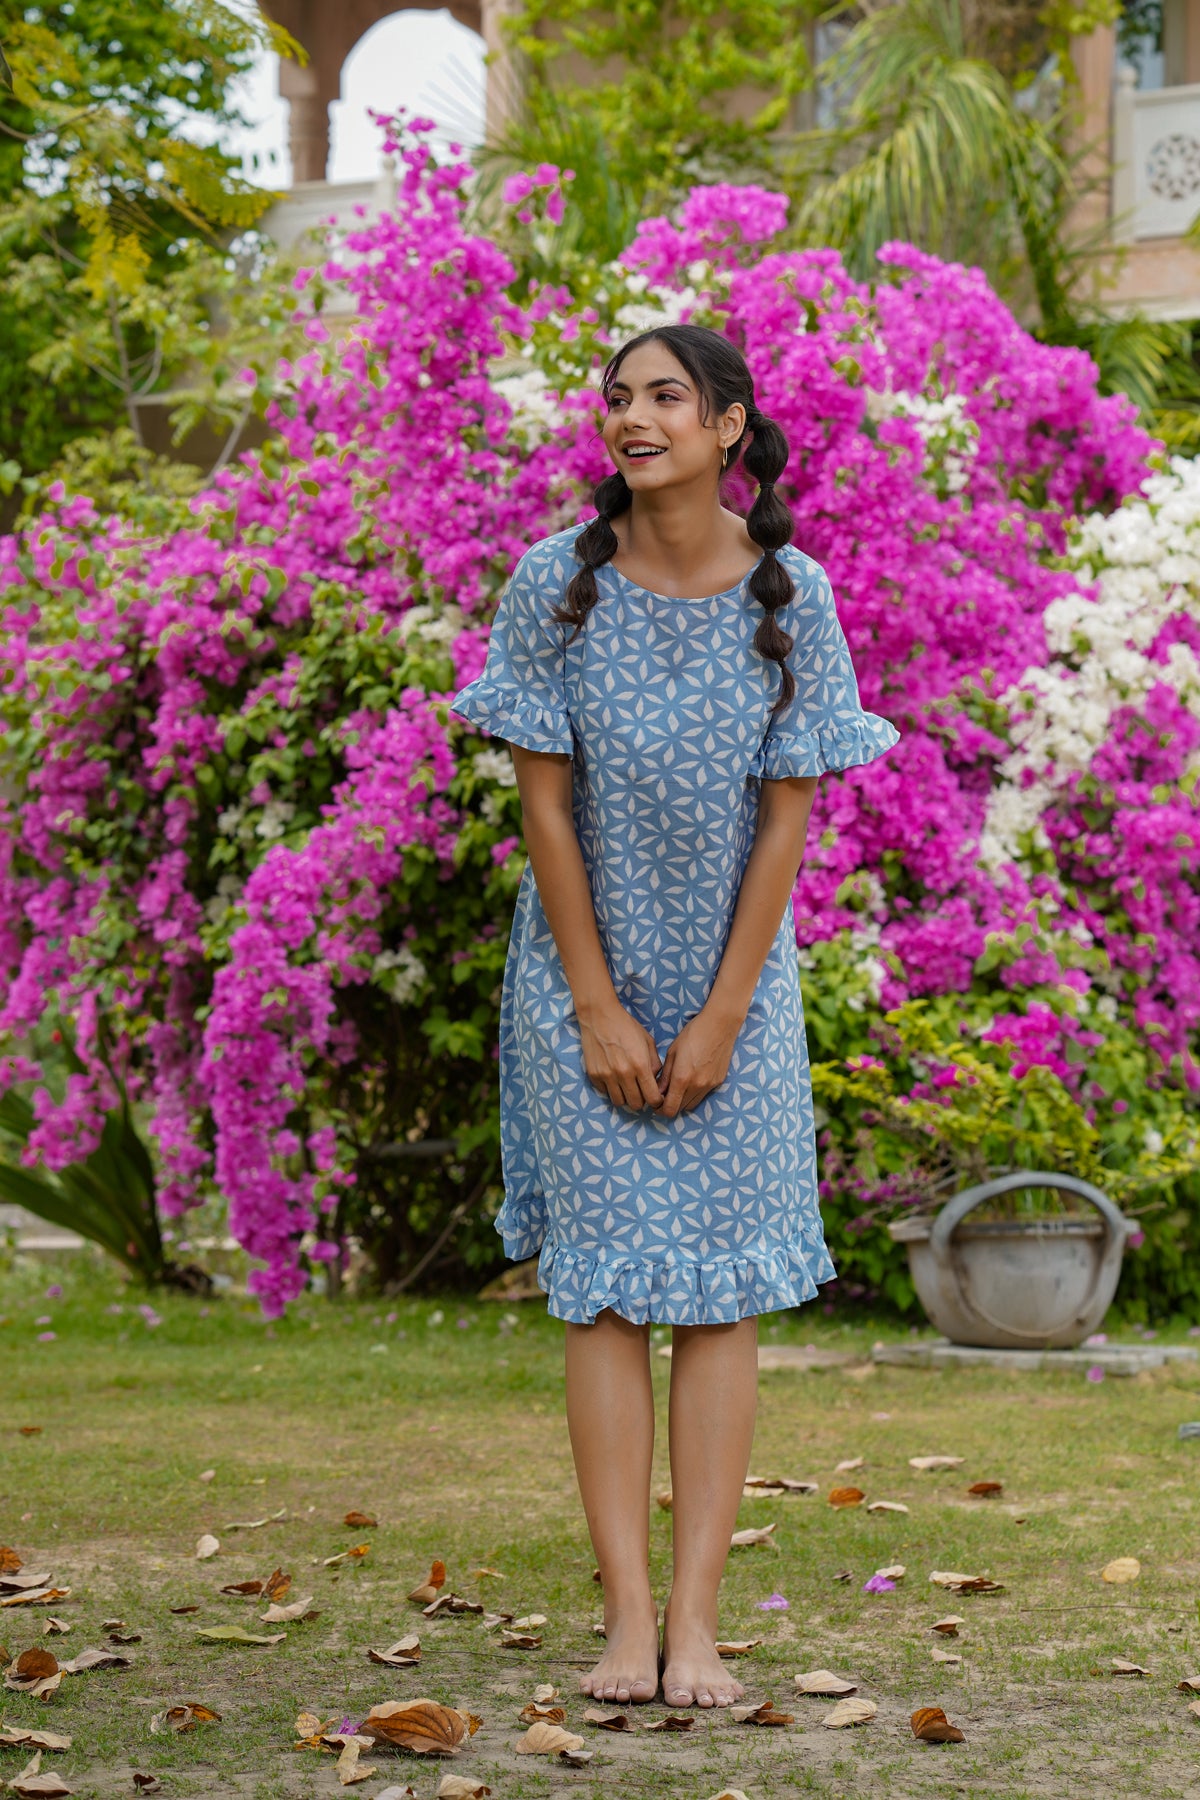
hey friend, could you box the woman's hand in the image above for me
[577,999,665,1112]
[656,1006,742,1119]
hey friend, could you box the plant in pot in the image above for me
[813,999,1200,1348]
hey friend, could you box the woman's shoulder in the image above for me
[775,541,830,614]
[510,522,588,588]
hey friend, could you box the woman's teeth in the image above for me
[625,447,666,459]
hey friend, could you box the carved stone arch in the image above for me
[261,1,508,183]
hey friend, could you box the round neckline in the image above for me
[602,559,761,605]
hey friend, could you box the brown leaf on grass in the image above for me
[149,1703,221,1733]
[514,1721,585,1754]
[368,1635,422,1667]
[1101,1557,1141,1584]
[480,1611,514,1630]
[909,1456,964,1472]
[519,1702,566,1725]
[835,1458,865,1473]
[132,1777,163,1794]
[582,1706,629,1730]
[499,1630,542,1650]
[1188,1700,1200,1719]
[591,1567,602,1582]
[334,1735,377,1786]
[106,1630,140,1645]
[224,1509,287,1531]
[5,1750,73,1796]
[0,1549,23,1574]
[0,1573,52,1591]
[375,1787,420,1800]
[729,1698,794,1726]
[967,1481,1003,1498]
[343,1512,377,1529]
[931,1648,963,1665]
[932,1617,964,1636]
[406,1560,446,1604]
[195,1535,219,1560]
[706,1791,754,1800]
[827,1487,865,1509]
[1177,1676,1200,1691]
[641,1715,695,1732]
[512,1613,547,1629]
[263,1568,291,1602]
[592,1622,606,1636]
[58,1648,132,1674]
[655,1489,673,1511]
[323,1545,370,1567]
[260,1596,317,1624]
[716,1639,763,1656]
[911,1705,965,1742]
[168,1605,200,1615]
[874,1564,907,1581]
[794,1670,858,1696]
[1112,1657,1151,1676]
[471,1568,504,1580]
[0,1589,70,1609]
[929,1572,1004,1594]
[0,1730,70,1751]
[730,1523,777,1546]
[5,1648,61,1697]
[198,1470,215,1483]
[532,1684,557,1703]
[361,1699,479,1755]
[866,1500,909,1514]
[743,1484,785,1498]
[436,1780,493,1799]
[17,1427,42,1437]
[193,1626,286,1645]
[558,1747,593,1766]
[822,1698,876,1728]
[423,1593,483,1618]
[294,1710,333,1743]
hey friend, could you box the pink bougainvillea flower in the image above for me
[501,172,536,204]
[37,1330,56,1342]
[756,1593,790,1610]
[862,1574,897,1593]
[1086,1365,1106,1383]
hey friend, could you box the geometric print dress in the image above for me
[449,522,901,1325]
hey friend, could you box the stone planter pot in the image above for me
[887,1170,1133,1350]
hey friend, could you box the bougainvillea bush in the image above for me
[2,115,1198,1315]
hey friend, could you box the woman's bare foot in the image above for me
[660,1606,745,1708]
[578,1599,661,1705]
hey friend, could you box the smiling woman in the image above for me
[449,321,900,1717]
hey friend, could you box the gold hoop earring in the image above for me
[721,444,729,470]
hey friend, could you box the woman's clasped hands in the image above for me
[577,997,740,1118]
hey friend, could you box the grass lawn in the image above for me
[3,1255,1200,1800]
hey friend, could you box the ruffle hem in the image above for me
[494,1189,837,1325]
[753,712,900,780]
[449,678,573,757]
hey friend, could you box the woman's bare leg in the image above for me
[564,1307,660,1703]
[661,1315,760,1707]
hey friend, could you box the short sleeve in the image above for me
[753,556,901,780]
[448,546,574,757]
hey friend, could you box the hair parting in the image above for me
[549,323,798,712]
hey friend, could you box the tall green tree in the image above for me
[0,2,302,486]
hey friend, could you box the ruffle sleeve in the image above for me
[449,548,574,757]
[753,554,900,780]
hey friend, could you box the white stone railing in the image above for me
[1113,66,1200,241]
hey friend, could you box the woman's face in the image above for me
[601,342,745,493]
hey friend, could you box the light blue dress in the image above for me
[449,523,900,1325]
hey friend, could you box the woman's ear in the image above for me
[721,401,747,446]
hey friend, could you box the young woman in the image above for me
[450,323,900,1711]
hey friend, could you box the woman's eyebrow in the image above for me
[607,376,692,395]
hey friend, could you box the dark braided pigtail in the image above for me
[550,471,633,641]
[732,408,797,714]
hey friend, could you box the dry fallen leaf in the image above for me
[967,1481,1003,1498]
[224,1508,287,1530]
[656,1489,673,1511]
[41,1620,70,1638]
[132,1777,163,1795]
[0,1590,70,1610]
[558,1747,593,1766]
[1101,1557,1141,1585]
[194,1625,286,1645]
[294,1711,332,1742]
[5,1648,61,1698]
[532,1683,557,1703]
[195,1535,219,1561]
[1111,1657,1151,1676]
[343,1512,377,1528]
[835,1457,865,1473]
[367,1635,422,1667]
[0,1730,70,1752]
[729,1698,794,1726]
[929,1571,1004,1594]
[912,1705,965,1742]
[706,1791,753,1800]
[407,1560,447,1604]
[514,1721,585,1754]
[220,1580,263,1598]
[582,1706,629,1730]
[745,1476,818,1494]
[5,1750,73,1797]
[716,1639,763,1656]
[361,1699,479,1755]
[436,1780,493,1799]
[730,1523,777,1546]
[168,1605,200,1616]
[198,1470,216,1483]
[150,1703,221,1733]
[499,1630,542,1649]
[794,1669,858,1696]
[931,1648,962,1665]
[323,1545,370,1567]
[822,1697,876,1728]
[376,1788,420,1800]
[875,1564,907,1581]
[1177,1676,1200,1692]
[827,1487,865,1508]
[424,1593,483,1618]
[263,1568,291,1602]
[57,1648,132,1674]
[0,1550,23,1575]
[512,1613,547,1629]
[334,1735,378,1786]
[909,1456,964,1472]
[642,1715,695,1732]
[1188,1700,1200,1720]
[866,1500,909,1514]
[480,1612,513,1630]
[932,1617,964,1636]
[519,1702,566,1725]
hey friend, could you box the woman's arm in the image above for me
[705,775,819,1026]
[510,745,664,1112]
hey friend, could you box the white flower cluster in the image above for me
[471,747,517,787]
[372,945,429,1005]
[215,798,296,844]
[866,387,980,495]
[612,273,701,338]
[203,873,244,925]
[492,363,570,442]
[979,455,1200,871]
[400,602,465,650]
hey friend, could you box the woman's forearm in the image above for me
[705,800,816,1026]
[522,807,621,1019]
